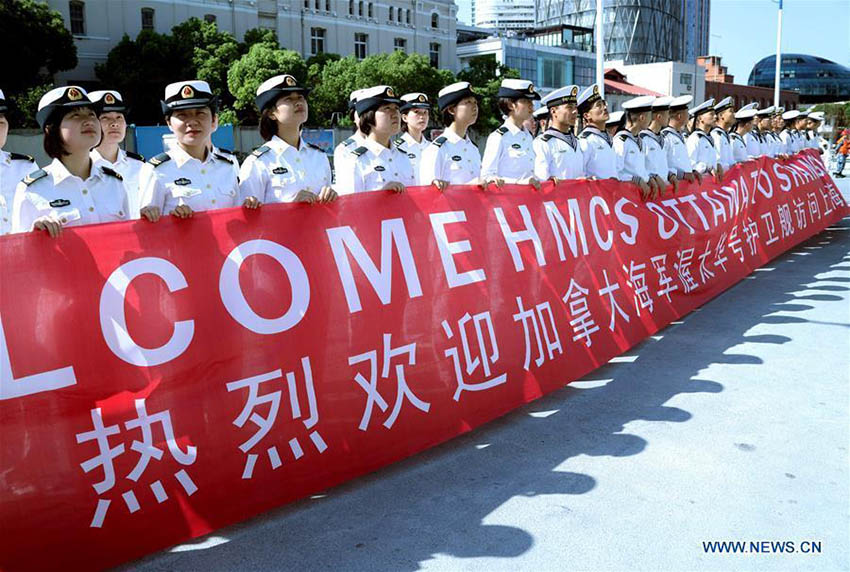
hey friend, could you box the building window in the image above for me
[540,56,563,88]
[406,9,411,24]
[389,6,394,21]
[429,42,440,68]
[368,2,373,18]
[354,32,368,60]
[326,0,330,10]
[311,27,326,55]
[69,1,85,35]
[358,1,363,16]
[304,0,309,8]
[203,13,216,23]
[394,37,406,52]
[315,0,321,9]
[431,13,439,28]
[141,7,155,30]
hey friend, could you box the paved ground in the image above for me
[133,212,850,571]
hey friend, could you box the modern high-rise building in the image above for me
[683,0,710,62]
[534,0,710,65]
[471,0,536,30]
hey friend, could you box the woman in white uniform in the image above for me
[88,90,146,219]
[12,86,129,237]
[239,74,336,205]
[335,86,415,194]
[392,93,431,184]
[0,89,38,235]
[419,82,482,190]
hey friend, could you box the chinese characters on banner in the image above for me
[0,150,846,569]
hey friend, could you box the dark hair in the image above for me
[358,109,377,135]
[441,106,455,127]
[259,107,278,141]
[497,97,514,117]
[43,106,99,158]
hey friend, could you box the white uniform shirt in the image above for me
[639,129,674,179]
[336,137,416,195]
[613,130,650,183]
[90,148,145,219]
[392,132,429,184]
[419,129,481,186]
[806,130,820,150]
[332,132,366,184]
[661,126,692,178]
[532,127,583,181]
[481,121,535,182]
[764,131,781,157]
[138,145,239,215]
[744,130,762,159]
[686,130,717,173]
[0,150,38,235]
[12,158,129,233]
[730,132,748,163]
[780,130,797,154]
[238,135,332,204]
[579,126,618,179]
[710,127,735,169]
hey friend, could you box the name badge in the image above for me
[58,208,82,224]
[173,187,202,198]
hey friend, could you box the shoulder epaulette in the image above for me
[216,147,235,155]
[23,169,47,186]
[578,131,591,139]
[9,152,34,162]
[432,136,447,148]
[616,132,629,141]
[305,141,323,152]
[540,133,554,142]
[213,152,233,164]
[351,146,368,158]
[391,136,405,148]
[149,153,171,167]
[125,150,145,162]
[342,137,356,147]
[101,166,124,181]
[495,126,508,136]
[252,145,270,158]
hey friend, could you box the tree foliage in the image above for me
[227,44,308,124]
[457,55,520,132]
[0,0,77,125]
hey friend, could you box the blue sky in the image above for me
[710,0,850,81]
[455,0,850,81]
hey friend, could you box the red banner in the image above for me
[0,149,846,570]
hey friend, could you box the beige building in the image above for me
[44,0,458,85]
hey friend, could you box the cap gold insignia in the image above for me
[181,85,195,99]
[104,93,116,105]
[285,76,296,87]
[528,85,535,93]
[593,84,599,95]
[418,94,426,102]
[386,87,395,97]
[67,88,82,101]
[571,87,578,96]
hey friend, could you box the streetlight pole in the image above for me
[774,0,783,108]
[596,0,604,97]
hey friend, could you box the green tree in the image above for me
[241,27,279,50]
[7,83,54,128]
[457,55,519,132]
[95,31,195,124]
[227,44,308,124]
[0,0,77,125]
[308,51,455,128]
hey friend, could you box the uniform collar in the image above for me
[48,157,105,185]
[363,137,393,157]
[170,144,216,167]
[0,149,9,164]
[443,128,468,144]
[581,125,612,145]
[90,147,126,167]
[402,131,425,146]
[267,134,302,155]
[502,120,523,135]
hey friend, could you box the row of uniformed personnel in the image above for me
[0,75,825,237]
